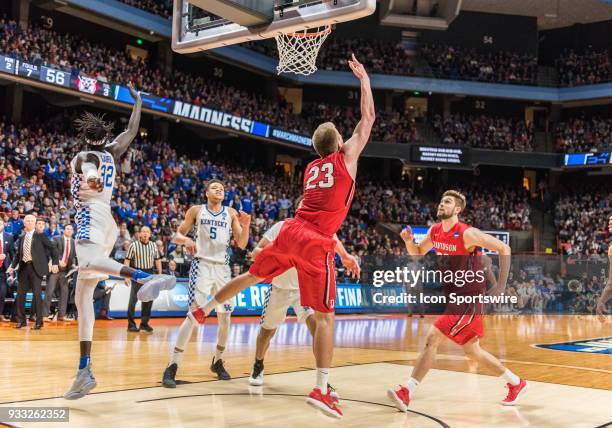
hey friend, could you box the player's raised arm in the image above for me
[106,82,142,158]
[400,226,433,256]
[230,208,251,250]
[341,54,376,178]
[463,227,511,294]
[174,205,200,253]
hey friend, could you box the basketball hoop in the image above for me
[274,25,332,76]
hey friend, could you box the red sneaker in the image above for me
[387,385,410,412]
[187,307,207,326]
[501,379,528,405]
[306,387,343,418]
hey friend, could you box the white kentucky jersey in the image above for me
[70,149,116,208]
[263,221,298,290]
[195,204,232,264]
[70,149,117,243]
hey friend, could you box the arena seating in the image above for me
[115,0,172,19]
[556,48,612,87]
[431,114,534,151]
[554,184,611,256]
[554,116,612,153]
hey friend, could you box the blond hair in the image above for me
[312,122,339,157]
[442,190,467,212]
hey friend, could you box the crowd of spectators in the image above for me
[554,116,612,153]
[115,0,172,19]
[246,37,417,76]
[50,1,612,90]
[6,18,612,156]
[495,267,605,315]
[554,184,611,256]
[556,48,612,87]
[302,103,422,144]
[431,114,534,151]
[0,19,428,144]
[246,39,538,85]
[418,44,538,85]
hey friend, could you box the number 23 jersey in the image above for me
[295,151,355,237]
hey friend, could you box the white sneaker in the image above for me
[64,364,97,400]
[137,274,176,302]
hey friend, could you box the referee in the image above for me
[124,226,162,332]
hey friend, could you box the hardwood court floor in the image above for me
[0,315,611,427]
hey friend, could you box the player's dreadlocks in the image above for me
[74,111,114,146]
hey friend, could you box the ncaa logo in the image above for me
[170,283,189,309]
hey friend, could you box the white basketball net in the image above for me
[274,26,331,75]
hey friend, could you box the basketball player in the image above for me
[161,179,251,387]
[248,196,360,387]
[387,190,528,411]
[141,54,374,418]
[64,83,175,400]
[595,215,612,323]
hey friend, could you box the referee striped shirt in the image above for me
[125,239,160,270]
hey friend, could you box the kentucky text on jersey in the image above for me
[200,218,228,228]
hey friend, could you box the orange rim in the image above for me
[285,25,332,38]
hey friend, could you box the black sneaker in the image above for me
[127,325,140,332]
[210,357,231,380]
[249,360,264,386]
[140,324,154,333]
[162,363,178,388]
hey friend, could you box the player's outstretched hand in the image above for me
[127,82,141,101]
[348,53,369,82]
[400,226,413,243]
[596,300,608,323]
[87,177,103,193]
[341,254,361,280]
[238,210,252,228]
[184,239,196,254]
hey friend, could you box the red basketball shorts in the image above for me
[434,313,484,345]
[249,218,336,313]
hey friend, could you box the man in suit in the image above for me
[164,259,179,277]
[44,224,76,321]
[8,215,59,329]
[0,217,15,321]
